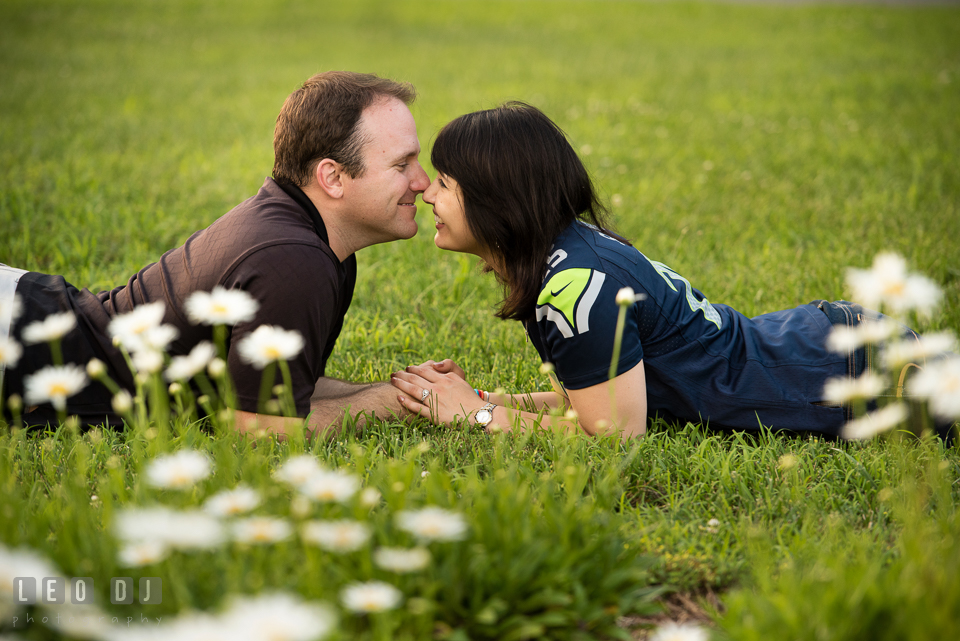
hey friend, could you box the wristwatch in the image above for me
[473,402,497,429]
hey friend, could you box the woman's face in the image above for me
[422,173,485,257]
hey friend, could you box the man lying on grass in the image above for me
[0,71,429,436]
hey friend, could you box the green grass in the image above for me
[2,0,959,639]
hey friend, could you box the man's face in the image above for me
[340,97,430,245]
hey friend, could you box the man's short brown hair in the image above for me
[273,71,416,187]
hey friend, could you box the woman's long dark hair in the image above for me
[431,102,621,322]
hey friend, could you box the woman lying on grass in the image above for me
[390,102,917,439]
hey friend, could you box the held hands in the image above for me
[391,360,482,426]
[426,359,467,380]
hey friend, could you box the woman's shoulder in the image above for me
[549,222,642,272]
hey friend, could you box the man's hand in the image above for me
[418,359,467,381]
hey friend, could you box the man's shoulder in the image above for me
[192,179,327,259]
[216,178,311,229]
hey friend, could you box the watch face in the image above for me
[475,409,493,426]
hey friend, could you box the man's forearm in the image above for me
[306,381,406,433]
[234,380,406,440]
[312,376,380,400]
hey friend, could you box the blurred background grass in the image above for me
[2,0,958,393]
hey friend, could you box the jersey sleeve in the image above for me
[223,244,343,416]
[534,268,644,390]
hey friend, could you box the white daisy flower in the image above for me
[112,390,133,414]
[846,252,941,317]
[616,287,637,306]
[301,520,371,553]
[0,544,61,604]
[341,581,403,613]
[203,485,261,517]
[86,358,106,379]
[0,335,23,368]
[107,302,166,351]
[373,547,431,573]
[237,325,305,370]
[118,540,169,567]
[152,511,227,551]
[23,364,88,411]
[882,331,958,369]
[136,324,179,353]
[113,506,184,542]
[359,487,382,508]
[822,373,886,404]
[395,506,468,542]
[778,453,799,471]
[145,449,212,490]
[185,286,259,326]
[115,507,225,551]
[132,349,164,374]
[826,318,898,353]
[232,516,293,544]
[843,403,908,440]
[649,622,709,641]
[207,357,227,378]
[21,311,76,345]
[908,356,960,420]
[166,341,217,381]
[273,455,324,487]
[298,469,361,504]
[223,592,337,641]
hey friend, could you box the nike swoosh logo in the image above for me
[550,283,571,297]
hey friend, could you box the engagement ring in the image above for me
[420,389,431,402]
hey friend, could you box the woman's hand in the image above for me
[391,363,484,426]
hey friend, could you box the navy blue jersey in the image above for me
[524,222,848,434]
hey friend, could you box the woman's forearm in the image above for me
[481,404,584,436]
[488,390,568,412]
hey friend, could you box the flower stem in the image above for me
[607,304,629,427]
[257,361,277,413]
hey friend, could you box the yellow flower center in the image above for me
[882,281,905,297]
[49,383,69,397]
[264,346,281,359]
[212,303,228,315]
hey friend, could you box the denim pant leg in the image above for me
[810,299,923,421]
[811,299,920,375]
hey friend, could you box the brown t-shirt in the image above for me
[10,178,356,419]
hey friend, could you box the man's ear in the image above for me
[315,158,344,199]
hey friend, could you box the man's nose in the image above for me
[410,163,430,193]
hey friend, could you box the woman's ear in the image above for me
[315,158,344,199]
